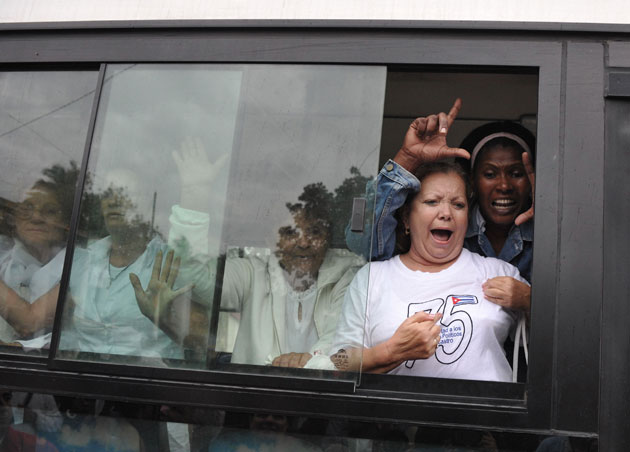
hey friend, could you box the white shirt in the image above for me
[284,280,319,354]
[0,238,64,343]
[332,249,527,382]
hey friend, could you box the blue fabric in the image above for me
[345,159,533,282]
[345,160,419,262]
[465,204,533,282]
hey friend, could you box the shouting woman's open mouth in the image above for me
[431,228,453,243]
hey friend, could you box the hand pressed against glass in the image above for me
[401,171,468,273]
[130,249,194,330]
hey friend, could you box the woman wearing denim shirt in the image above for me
[346,99,535,312]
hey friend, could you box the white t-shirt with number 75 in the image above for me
[331,248,526,382]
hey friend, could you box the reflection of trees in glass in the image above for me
[39,161,80,224]
[27,163,368,248]
[36,162,102,245]
[97,185,161,240]
[22,162,161,245]
[81,178,162,243]
[76,170,106,243]
[0,198,16,237]
[289,167,372,248]
[285,182,334,226]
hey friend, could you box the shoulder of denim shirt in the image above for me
[379,159,420,191]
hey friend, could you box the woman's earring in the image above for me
[404,226,410,235]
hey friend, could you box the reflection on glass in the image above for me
[0,392,145,451]
[212,64,385,373]
[208,414,325,452]
[0,395,599,452]
[57,65,241,366]
[56,64,385,375]
[59,141,227,364]
[221,182,365,367]
[0,71,97,354]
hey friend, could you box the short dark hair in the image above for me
[413,160,472,200]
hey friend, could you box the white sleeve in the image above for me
[168,204,210,256]
[328,264,370,354]
[29,249,65,301]
[168,205,214,307]
[308,264,359,358]
[219,256,253,312]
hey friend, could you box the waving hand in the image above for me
[173,137,230,211]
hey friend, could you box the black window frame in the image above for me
[0,22,612,437]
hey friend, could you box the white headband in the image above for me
[470,132,533,168]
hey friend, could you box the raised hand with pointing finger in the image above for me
[394,98,470,173]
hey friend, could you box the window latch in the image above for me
[350,198,366,233]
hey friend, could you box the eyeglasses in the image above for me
[15,203,62,220]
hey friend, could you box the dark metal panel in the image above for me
[3,19,630,34]
[0,30,561,65]
[600,100,630,450]
[555,42,604,433]
[0,365,534,433]
[606,70,630,97]
[47,64,106,364]
[524,50,564,431]
[48,358,358,394]
[608,41,630,68]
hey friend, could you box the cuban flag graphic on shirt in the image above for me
[451,295,477,306]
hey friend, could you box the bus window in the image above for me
[49,64,541,389]
[0,69,97,356]
[54,64,386,387]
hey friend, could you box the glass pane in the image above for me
[0,70,97,356]
[56,64,385,382]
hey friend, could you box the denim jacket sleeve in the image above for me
[345,159,420,261]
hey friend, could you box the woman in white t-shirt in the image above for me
[328,160,529,382]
